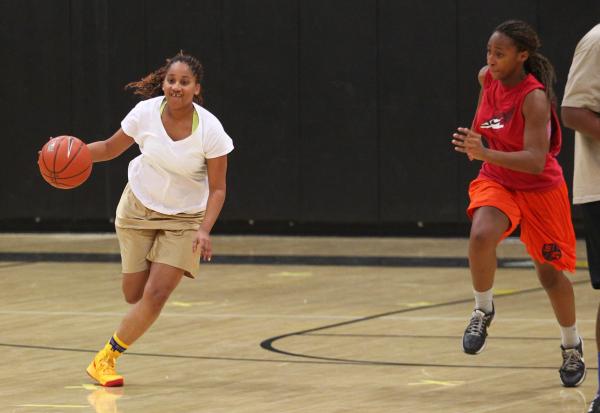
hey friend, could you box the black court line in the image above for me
[0,261,33,269]
[0,341,574,370]
[305,333,576,341]
[0,252,591,370]
[0,342,346,366]
[0,282,592,371]
[0,251,581,269]
[0,252,121,263]
[260,279,593,370]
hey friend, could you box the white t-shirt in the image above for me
[121,96,234,214]
[562,24,600,204]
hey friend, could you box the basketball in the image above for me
[38,136,93,189]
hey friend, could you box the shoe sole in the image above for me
[86,366,124,387]
[463,339,487,355]
[560,361,586,388]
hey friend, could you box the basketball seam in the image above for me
[39,164,91,180]
[51,138,61,183]
[49,164,92,180]
[40,149,53,178]
[39,137,91,189]
[54,137,83,174]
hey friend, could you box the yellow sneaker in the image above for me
[86,350,124,387]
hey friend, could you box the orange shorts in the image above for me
[467,177,576,272]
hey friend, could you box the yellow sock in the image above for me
[102,333,129,359]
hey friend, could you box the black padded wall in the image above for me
[299,0,378,223]
[0,0,596,234]
[221,0,300,221]
[379,0,458,226]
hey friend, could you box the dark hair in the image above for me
[125,51,204,105]
[494,20,556,102]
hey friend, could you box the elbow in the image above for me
[561,107,580,131]
[532,165,545,175]
[210,187,227,198]
[561,111,574,130]
[531,160,546,175]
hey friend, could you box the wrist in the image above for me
[478,147,490,162]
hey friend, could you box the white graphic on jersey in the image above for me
[480,118,504,129]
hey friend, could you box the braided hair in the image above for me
[494,20,556,102]
[125,51,205,105]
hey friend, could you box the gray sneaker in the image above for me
[462,305,495,355]
[559,338,586,387]
[588,393,600,413]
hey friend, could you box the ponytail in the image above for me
[524,52,556,103]
[495,20,556,102]
[125,52,204,105]
[125,67,168,102]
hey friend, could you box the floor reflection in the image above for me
[559,389,587,413]
[87,387,124,413]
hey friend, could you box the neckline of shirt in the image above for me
[158,97,201,143]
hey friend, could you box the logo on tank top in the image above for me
[480,108,514,130]
[542,243,562,261]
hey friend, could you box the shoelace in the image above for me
[562,348,583,372]
[465,311,488,336]
[97,356,117,375]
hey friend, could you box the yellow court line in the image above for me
[495,289,518,295]
[168,301,215,307]
[407,379,464,387]
[401,301,435,307]
[16,404,88,409]
[269,271,313,277]
[65,384,99,390]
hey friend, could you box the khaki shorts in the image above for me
[115,184,205,278]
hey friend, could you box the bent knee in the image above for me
[121,270,149,304]
[143,287,172,308]
[123,290,143,304]
[537,269,564,290]
[470,227,502,249]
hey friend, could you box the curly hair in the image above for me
[125,51,205,105]
[494,20,556,102]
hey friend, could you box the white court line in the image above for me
[0,309,595,323]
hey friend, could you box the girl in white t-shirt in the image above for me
[84,52,233,387]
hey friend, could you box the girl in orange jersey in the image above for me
[452,20,585,387]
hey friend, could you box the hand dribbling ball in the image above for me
[38,136,93,189]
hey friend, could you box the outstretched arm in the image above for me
[87,129,135,162]
[562,107,600,140]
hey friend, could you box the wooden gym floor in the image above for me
[0,233,597,413]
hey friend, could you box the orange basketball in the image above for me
[38,136,93,189]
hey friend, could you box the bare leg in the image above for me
[469,206,510,291]
[537,261,587,387]
[115,262,184,345]
[121,269,150,304]
[534,261,575,327]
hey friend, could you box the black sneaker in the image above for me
[589,393,600,413]
[462,305,495,354]
[559,338,586,387]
